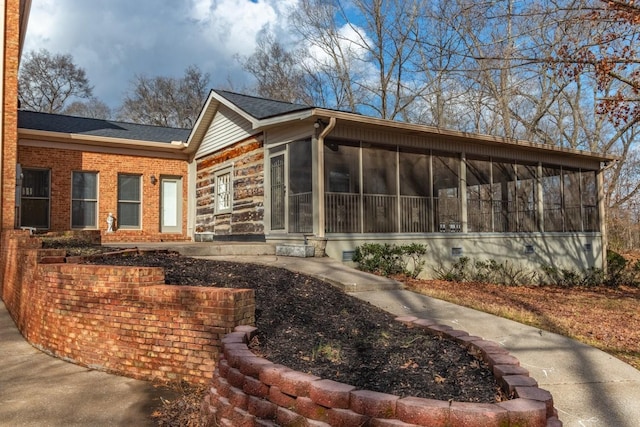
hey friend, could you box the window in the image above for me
[433,154,460,232]
[542,166,563,231]
[363,145,397,233]
[563,168,582,231]
[214,169,232,214]
[466,158,493,232]
[515,164,538,232]
[581,171,599,232]
[117,174,141,228]
[324,141,360,233]
[399,149,431,232]
[20,169,50,229]
[72,172,98,228]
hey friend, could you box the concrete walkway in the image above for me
[0,301,177,427]
[353,288,640,427]
[2,247,640,426]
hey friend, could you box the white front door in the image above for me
[161,177,182,233]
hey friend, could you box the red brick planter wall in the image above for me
[202,323,562,427]
[0,230,255,384]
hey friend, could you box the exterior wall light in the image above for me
[150,175,157,185]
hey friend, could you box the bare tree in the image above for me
[62,97,112,119]
[19,49,93,113]
[118,65,209,128]
[288,0,427,119]
[550,0,640,126]
[288,0,365,113]
[239,31,312,104]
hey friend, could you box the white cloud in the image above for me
[23,0,298,110]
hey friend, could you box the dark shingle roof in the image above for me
[18,110,191,143]
[213,90,313,120]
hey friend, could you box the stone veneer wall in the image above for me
[0,230,255,384]
[195,135,265,238]
[201,323,562,427]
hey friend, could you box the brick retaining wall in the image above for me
[201,323,562,426]
[0,230,255,384]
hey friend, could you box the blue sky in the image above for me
[23,0,297,109]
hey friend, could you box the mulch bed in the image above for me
[82,250,504,403]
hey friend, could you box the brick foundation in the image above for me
[0,230,255,384]
[201,320,562,426]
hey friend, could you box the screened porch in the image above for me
[279,139,600,236]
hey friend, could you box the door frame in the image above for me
[160,176,182,233]
[267,147,288,233]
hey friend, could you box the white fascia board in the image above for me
[18,128,187,153]
[184,93,220,154]
[252,109,315,130]
[210,91,262,128]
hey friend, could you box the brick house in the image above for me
[186,90,614,275]
[1,1,616,274]
[17,111,191,242]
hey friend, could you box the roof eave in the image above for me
[19,0,32,60]
[184,90,219,155]
[253,109,315,129]
[19,128,188,153]
[308,109,617,164]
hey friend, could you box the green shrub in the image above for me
[352,243,427,278]
[540,264,606,287]
[606,250,629,286]
[435,257,536,286]
[433,256,470,282]
[604,250,639,287]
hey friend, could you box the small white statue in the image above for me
[106,212,114,232]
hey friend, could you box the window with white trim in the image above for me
[72,171,98,228]
[117,174,141,228]
[214,169,232,214]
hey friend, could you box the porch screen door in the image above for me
[161,177,182,233]
[270,154,286,230]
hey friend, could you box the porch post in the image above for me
[460,152,467,233]
[537,162,544,232]
[597,165,608,273]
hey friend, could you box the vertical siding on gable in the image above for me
[196,106,254,159]
[195,136,265,235]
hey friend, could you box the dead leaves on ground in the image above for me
[405,278,640,370]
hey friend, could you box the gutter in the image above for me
[317,116,336,238]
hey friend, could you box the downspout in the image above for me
[317,117,336,238]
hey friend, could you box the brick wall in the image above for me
[18,145,189,242]
[2,0,21,230]
[201,324,561,427]
[0,230,255,384]
[195,135,264,237]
